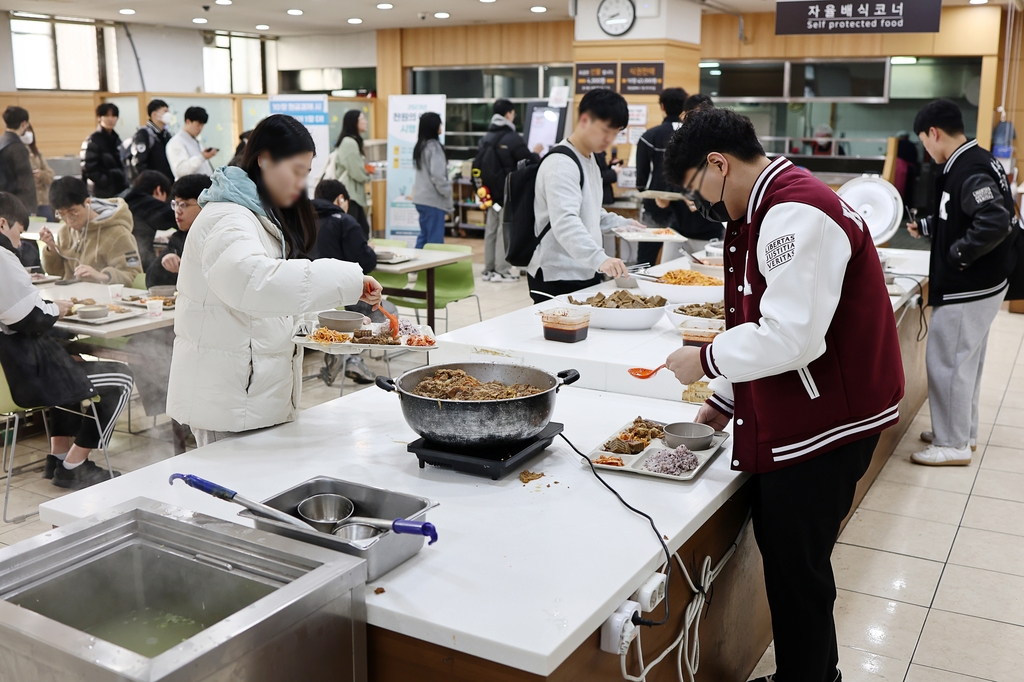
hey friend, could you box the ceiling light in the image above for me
[709,70,722,76]
[480,0,496,3]
[969,0,988,4]
[255,23,269,29]
[890,56,917,65]
[215,0,232,4]
[376,3,393,7]
[699,62,720,69]
[433,11,449,17]
[530,5,546,11]
[192,17,208,23]
[348,17,362,23]
[119,8,135,14]
[287,8,303,15]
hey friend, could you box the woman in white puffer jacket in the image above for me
[167,115,382,446]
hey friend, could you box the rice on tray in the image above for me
[642,445,700,476]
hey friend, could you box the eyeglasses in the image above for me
[54,206,85,222]
[171,200,198,213]
[680,163,709,204]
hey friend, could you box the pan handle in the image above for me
[169,473,237,502]
[375,376,397,392]
[556,369,581,391]
[392,518,439,545]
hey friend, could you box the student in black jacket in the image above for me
[0,106,37,214]
[0,192,40,269]
[146,173,211,288]
[124,170,175,272]
[907,99,1020,467]
[81,103,128,198]
[131,99,173,182]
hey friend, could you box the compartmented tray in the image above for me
[238,476,436,581]
[612,227,689,243]
[63,309,146,325]
[294,324,437,354]
[122,295,176,310]
[586,419,730,482]
[29,273,62,285]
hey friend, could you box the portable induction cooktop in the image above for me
[409,422,564,480]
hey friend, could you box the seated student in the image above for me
[0,196,129,490]
[311,179,377,273]
[39,177,142,285]
[528,88,643,303]
[147,174,212,288]
[124,170,176,272]
[0,192,40,269]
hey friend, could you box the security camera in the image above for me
[202,4,210,10]
[417,11,427,19]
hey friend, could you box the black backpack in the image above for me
[502,145,584,268]
[471,129,513,196]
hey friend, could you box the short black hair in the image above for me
[147,99,169,116]
[0,192,29,230]
[171,174,213,201]
[96,102,119,118]
[184,106,208,124]
[132,170,172,197]
[684,94,713,112]
[660,88,689,119]
[493,98,515,117]
[49,177,91,211]
[664,106,765,186]
[3,106,29,130]
[578,89,628,129]
[913,98,965,137]
[314,179,350,203]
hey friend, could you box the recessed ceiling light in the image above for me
[698,61,719,69]
[119,8,135,14]
[348,17,362,23]
[215,0,232,5]
[890,56,917,65]
[969,0,988,4]
[376,3,393,7]
[192,17,208,23]
[287,8,303,15]
[479,0,496,3]
[255,23,269,29]
[433,11,449,17]
[709,70,722,76]
[530,5,546,11]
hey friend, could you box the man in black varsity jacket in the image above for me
[908,99,1020,466]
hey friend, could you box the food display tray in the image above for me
[294,324,437,354]
[612,227,689,243]
[122,297,176,311]
[586,419,730,482]
[63,309,146,325]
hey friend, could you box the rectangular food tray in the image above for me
[294,324,437,354]
[122,298,176,310]
[238,476,436,581]
[63,309,147,325]
[587,419,730,482]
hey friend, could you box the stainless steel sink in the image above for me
[0,498,367,682]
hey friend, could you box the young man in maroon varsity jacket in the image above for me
[661,107,905,682]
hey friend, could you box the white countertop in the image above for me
[433,250,931,402]
[36,282,175,338]
[40,387,744,676]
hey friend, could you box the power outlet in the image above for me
[600,600,641,654]
[631,573,667,612]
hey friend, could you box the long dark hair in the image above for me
[412,112,443,170]
[240,114,318,258]
[24,123,42,161]
[335,109,365,155]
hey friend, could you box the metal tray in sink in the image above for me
[238,476,436,581]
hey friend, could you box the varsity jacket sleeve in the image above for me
[700,202,852,383]
[166,136,203,179]
[918,214,934,237]
[949,173,1014,269]
[0,248,59,335]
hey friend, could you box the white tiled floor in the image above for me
[3,247,1024,682]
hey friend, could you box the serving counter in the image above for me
[41,388,770,681]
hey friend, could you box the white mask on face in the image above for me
[19,131,33,145]
[159,111,172,125]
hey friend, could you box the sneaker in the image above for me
[344,356,376,384]
[920,431,976,451]
[43,454,60,479]
[481,270,494,282]
[491,271,521,282]
[51,459,122,490]
[911,444,972,467]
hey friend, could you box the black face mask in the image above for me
[687,164,731,223]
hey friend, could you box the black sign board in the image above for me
[575,63,618,94]
[775,1,941,35]
[620,62,665,95]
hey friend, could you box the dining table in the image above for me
[35,282,175,339]
[371,246,474,330]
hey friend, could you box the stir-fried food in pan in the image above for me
[412,368,544,401]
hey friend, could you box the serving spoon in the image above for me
[628,363,666,379]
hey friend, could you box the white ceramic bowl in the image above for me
[690,261,725,278]
[663,303,726,332]
[637,278,725,305]
[557,297,664,331]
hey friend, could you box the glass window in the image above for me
[203,46,231,94]
[230,36,263,94]
[789,61,886,99]
[55,22,99,90]
[701,62,785,99]
[888,58,982,100]
[414,67,540,98]
[11,19,56,89]
[544,66,572,96]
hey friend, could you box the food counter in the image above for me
[40,387,770,681]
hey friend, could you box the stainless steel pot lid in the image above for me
[836,175,904,246]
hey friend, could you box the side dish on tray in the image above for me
[412,368,543,401]
[568,290,667,309]
[602,417,665,454]
[675,302,726,319]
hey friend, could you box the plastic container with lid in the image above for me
[541,307,591,343]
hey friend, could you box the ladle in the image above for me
[628,363,666,379]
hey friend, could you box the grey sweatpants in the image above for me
[484,207,511,275]
[927,293,1003,448]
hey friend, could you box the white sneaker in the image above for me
[491,272,520,282]
[920,431,976,451]
[481,270,494,282]
[911,444,972,467]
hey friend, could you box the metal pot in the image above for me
[376,362,579,449]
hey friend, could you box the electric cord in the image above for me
[559,433,672,627]
[893,273,929,343]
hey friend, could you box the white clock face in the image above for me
[597,0,635,36]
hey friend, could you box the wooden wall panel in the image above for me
[932,6,1002,57]
[432,25,468,66]
[664,42,702,96]
[502,22,540,64]
[739,12,787,60]
[400,28,434,67]
[880,32,934,57]
[700,14,740,60]
[977,55,999,150]
[465,24,504,67]
[376,28,404,138]
[5,92,99,158]
[399,21,574,67]
[536,21,575,64]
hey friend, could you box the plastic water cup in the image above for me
[107,284,124,302]
[146,299,163,317]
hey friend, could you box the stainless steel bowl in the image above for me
[76,304,109,320]
[663,422,715,450]
[147,285,177,298]
[318,310,365,333]
[296,493,354,533]
[332,522,383,541]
